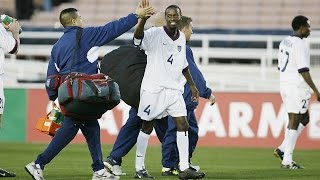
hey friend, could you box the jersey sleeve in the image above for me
[133,27,155,51]
[294,41,310,72]
[45,48,60,101]
[0,24,17,53]
[85,13,138,47]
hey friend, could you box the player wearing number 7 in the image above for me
[274,15,320,169]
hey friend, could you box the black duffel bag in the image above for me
[58,72,120,120]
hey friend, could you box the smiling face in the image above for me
[165,7,181,31]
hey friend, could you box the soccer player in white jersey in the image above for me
[133,4,204,179]
[274,15,320,169]
[0,18,20,128]
[0,16,21,177]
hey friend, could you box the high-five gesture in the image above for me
[135,0,154,19]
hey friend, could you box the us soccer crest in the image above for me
[177,45,181,52]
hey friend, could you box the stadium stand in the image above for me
[1,0,319,29]
[1,0,320,92]
[0,0,15,16]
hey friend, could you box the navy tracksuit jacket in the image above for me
[35,13,139,171]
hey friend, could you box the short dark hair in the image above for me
[165,5,182,15]
[178,16,192,30]
[291,15,309,30]
[59,8,78,27]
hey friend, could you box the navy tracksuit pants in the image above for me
[35,116,104,171]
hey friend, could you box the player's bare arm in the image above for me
[300,71,320,101]
[134,19,147,39]
[182,67,199,102]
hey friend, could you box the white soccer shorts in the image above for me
[280,85,311,114]
[138,89,187,121]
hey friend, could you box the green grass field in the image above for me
[0,143,319,179]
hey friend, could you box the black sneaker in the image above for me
[134,169,155,179]
[162,167,179,176]
[281,162,304,170]
[189,166,205,178]
[0,168,16,177]
[179,168,204,180]
[273,148,284,162]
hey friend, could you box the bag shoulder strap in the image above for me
[70,29,83,74]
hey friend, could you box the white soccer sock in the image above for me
[278,128,289,152]
[135,131,150,171]
[177,131,189,171]
[278,123,304,152]
[297,123,305,136]
[282,129,298,165]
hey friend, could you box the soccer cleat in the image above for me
[281,162,304,170]
[179,167,204,180]
[103,158,126,176]
[161,167,179,176]
[273,148,284,162]
[189,166,205,179]
[189,164,200,172]
[0,168,16,177]
[134,169,155,179]
[25,162,45,180]
[92,168,120,180]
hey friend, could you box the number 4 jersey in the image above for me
[134,27,188,93]
[278,35,310,88]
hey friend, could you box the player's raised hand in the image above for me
[135,0,154,20]
[141,0,149,8]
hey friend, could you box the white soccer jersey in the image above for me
[134,27,188,93]
[278,35,310,88]
[0,23,16,74]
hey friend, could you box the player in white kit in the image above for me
[0,16,21,177]
[133,4,204,179]
[0,18,20,128]
[274,15,320,169]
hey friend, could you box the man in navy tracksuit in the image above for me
[103,15,215,178]
[25,3,154,180]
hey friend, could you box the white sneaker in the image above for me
[104,160,126,176]
[92,168,120,180]
[25,162,45,180]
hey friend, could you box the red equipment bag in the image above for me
[57,72,120,120]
